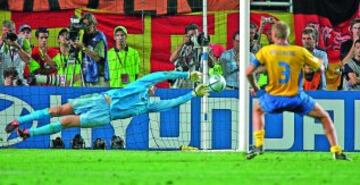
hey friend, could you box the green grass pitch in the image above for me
[0,150,359,185]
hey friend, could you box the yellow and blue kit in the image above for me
[251,45,321,115]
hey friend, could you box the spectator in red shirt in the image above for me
[28,28,58,76]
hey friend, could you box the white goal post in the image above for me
[239,0,251,152]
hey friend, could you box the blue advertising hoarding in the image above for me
[0,87,359,152]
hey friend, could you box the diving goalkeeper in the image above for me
[5,71,209,139]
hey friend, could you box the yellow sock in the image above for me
[254,129,265,148]
[330,145,342,154]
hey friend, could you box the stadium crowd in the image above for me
[249,17,360,91]
[0,12,359,91]
[0,13,140,88]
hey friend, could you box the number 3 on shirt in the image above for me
[278,61,290,84]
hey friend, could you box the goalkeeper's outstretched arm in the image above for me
[147,84,208,112]
[127,71,202,88]
[147,92,194,112]
[127,71,187,88]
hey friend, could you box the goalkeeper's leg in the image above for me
[17,115,80,139]
[246,101,265,160]
[17,105,111,140]
[5,103,75,133]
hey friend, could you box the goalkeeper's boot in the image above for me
[246,145,264,160]
[16,128,30,140]
[333,152,351,161]
[5,120,19,133]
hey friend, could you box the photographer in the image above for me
[72,13,108,87]
[52,28,82,87]
[170,23,215,88]
[0,20,31,85]
[29,28,58,77]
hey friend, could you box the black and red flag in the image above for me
[293,0,360,61]
[293,0,360,90]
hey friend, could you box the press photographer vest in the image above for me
[82,31,108,83]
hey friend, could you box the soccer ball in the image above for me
[208,75,226,92]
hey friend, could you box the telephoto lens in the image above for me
[34,74,66,86]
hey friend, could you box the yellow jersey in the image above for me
[255,44,321,96]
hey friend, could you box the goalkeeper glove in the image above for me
[193,84,209,97]
[189,71,202,82]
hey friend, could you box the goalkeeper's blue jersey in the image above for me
[104,71,194,120]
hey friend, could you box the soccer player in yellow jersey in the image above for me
[246,21,350,160]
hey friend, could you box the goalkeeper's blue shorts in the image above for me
[68,93,111,127]
[259,91,315,116]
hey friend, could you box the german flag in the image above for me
[293,0,359,60]
[293,0,360,90]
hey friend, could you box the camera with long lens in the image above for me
[196,32,210,46]
[30,60,80,87]
[30,74,66,86]
[185,32,210,48]
[6,32,18,42]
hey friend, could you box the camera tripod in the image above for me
[63,48,85,87]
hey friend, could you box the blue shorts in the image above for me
[68,93,111,128]
[259,91,315,115]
